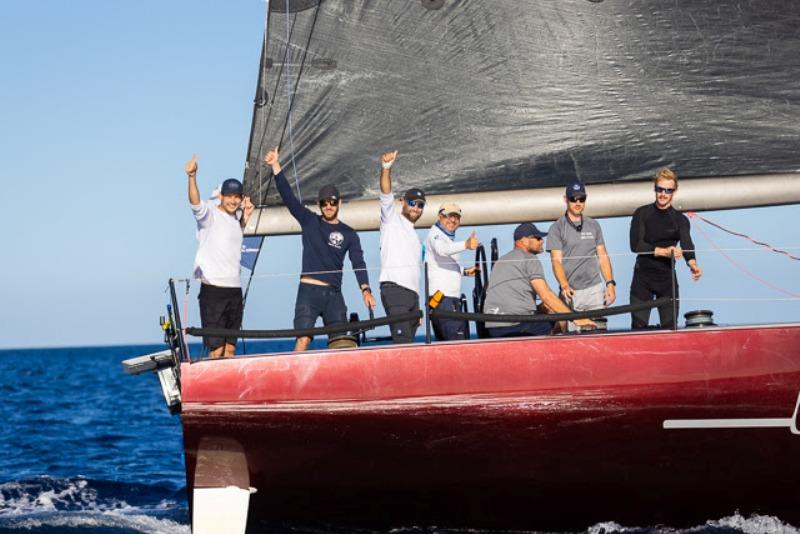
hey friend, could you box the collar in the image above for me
[435,222,456,240]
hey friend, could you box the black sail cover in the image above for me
[243,0,800,206]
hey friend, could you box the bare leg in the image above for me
[209,346,225,359]
[223,343,236,357]
[295,336,311,351]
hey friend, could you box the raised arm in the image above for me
[265,147,312,223]
[185,154,201,206]
[379,150,398,194]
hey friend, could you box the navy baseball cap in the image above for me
[566,179,586,199]
[221,178,244,196]
[318,184,340,202]
[513,222,548,241]
[404,188,426,202]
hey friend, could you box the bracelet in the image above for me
[381,160,394,170]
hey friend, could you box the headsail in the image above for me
[243,0,800,210]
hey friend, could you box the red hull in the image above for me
[180,324,800,530]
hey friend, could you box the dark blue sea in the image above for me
[0,343,796,534]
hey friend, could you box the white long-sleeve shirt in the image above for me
[191,200,243,287]
[425,224,467,298]
[379,192,422,294]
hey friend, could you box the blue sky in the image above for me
[1,1,797,349]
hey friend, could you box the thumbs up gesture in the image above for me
[465,231,479,250]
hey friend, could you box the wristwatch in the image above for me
[605,279,616,287]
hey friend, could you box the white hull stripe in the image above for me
[663,393,800,435]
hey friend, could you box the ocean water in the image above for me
[0,343,797,534]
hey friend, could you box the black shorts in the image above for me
[294,283,347,337]
[198,283,243,350]
[380,282,420,344]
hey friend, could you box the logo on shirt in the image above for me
[328,231,344,249]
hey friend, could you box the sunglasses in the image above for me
[319,199,338,208]
[655,186,675,194]
[407,199,425,209]
[568,196,586,204]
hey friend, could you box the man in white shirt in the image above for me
[185,154,253,359]
[378,150,425,343]
[425,202,479,341]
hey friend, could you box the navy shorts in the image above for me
[198,283,243,350]
[487,321,552,338]
[294,283,348,337]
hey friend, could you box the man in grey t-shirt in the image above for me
[547,180,616,331]
[484,223,595,337]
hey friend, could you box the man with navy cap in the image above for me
[547,179,616,331]
[484,223,595,337]
[265,147,375,351]
[377,150,425,343]
[185,154,254,358]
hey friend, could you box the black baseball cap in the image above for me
[318,184,340,202]
[404,188,426,202]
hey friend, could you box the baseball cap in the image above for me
[438,202,462,216]
[221,178,244,196]
[513,222,548,241]
[404,188,426,202]
[566,179,587,199]
[318,184,340,202]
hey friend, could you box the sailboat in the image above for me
[125,1,800,532]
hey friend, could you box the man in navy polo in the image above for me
[264,147,375,351]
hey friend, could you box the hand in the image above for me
[465,231,479,250]
[185,154,198,176]
[574,318,596,329]
[604,284,616,306]
[689,261,702,281]
[560,284,575,301]
[463,266,479,277]
[264,147,281,174]
[381,150,398,169]
[242,196,254,218]
[363,290,376,310]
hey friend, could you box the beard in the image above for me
[322,208,339,221]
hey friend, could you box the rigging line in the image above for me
[284,0,302,201]
[691,219,800,299]
[687,211,800,261]
[252,3,298,207]
[275,1,322,170]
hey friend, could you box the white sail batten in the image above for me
[244,174,800,236]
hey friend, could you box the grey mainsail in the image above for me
[243,0,800,217]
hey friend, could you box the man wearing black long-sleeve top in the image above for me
[629,168,702,329]
[264,148,376,350]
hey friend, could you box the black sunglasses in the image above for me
[319,199,338,208]
[407,199,425,209]
[568,196,586,204]
[655,186,675,194]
